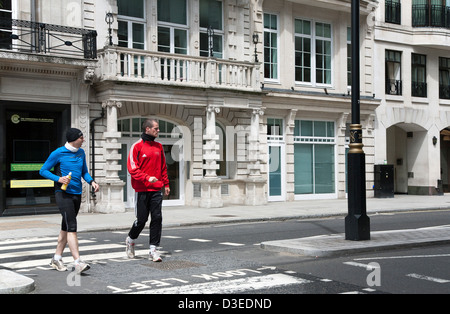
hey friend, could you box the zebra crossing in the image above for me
[0,232,386,294]
[0,231,251,272]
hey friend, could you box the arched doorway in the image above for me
[440,128,450,192]
[386,123,429,194]
[118,117,185,208]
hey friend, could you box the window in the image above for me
[439,57,450,99]
[199,0,223,58]
[157,0,188,55]
[267,118,283,140]
[0,0,12,50]
[295,19,332,86]
[294,120,335,195]
[385,0,401,24]
[264,13,278,81]
[294,19,311,83]
[118,117,181,139]
[412,53,427,97]
[412,0,450,28]
[385,50,402,95]
[117,0,145,49]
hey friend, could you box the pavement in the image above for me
[1,194,450,293]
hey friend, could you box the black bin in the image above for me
[374,164,394,198]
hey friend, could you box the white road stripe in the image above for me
[0,243,122,259]
[0,249,149,269]
[189,238,212,243]
[406,273,450,284]
[0,237,57,246]
[0,240,95,252]
[129,274,311,294]
[343,261,379,269]
[219,242,245,246]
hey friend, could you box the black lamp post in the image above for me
[105,12,114,46]
[345,0,370,241]
[252,33,259,63]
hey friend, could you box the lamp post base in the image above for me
[345,146,370,241]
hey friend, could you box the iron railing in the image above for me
[0,17,97,59]
[412,81,427,98]
[385,0,401,24]
[440,84,450,99]
[386,79,402,95]
[412,4,450,28]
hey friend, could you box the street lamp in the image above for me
[105,12,114,46]
[345,0,370,241]
[252,32,259,63]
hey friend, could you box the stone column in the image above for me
[199,105,223,208]
[245,108,266,205]
[203,105,220,178]
[95,100,125,213]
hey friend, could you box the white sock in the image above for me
[54,254,62,261]
[127,236,135,244]
[150,245,156,252]
[74,258,80,264]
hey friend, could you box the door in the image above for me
[3,109,62,216]
[119,138,185,208]
[268,143,285,201]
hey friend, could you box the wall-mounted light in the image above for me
[252,33,259,63]
[105,12,114,46]
[433,136,438,146]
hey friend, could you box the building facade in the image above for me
[374,0,450,195]
[2,0,382,216]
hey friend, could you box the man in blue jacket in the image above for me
[40,128,99,274]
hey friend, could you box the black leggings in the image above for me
[55,192,81,232]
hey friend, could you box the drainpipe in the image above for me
[90,107,105,199]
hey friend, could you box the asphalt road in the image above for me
[1,210,449,297]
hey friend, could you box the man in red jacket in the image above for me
[126,118,170,262]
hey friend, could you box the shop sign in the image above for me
[10,180,54,188]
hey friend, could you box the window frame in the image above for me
[117,0,146,50]
[199,0,224,58]
[294,18,333,87]
[157,0,189,55]
[263,13,280,82]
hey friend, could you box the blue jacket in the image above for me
[39,146,93,195]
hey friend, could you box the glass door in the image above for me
[268,143,285,201]
[3,109,61,215]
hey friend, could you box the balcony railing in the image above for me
[98,47,261,92]
[412,4,450,28]
[440,84,450,99]
[386,79,402,95]
[386,0,401,24]
[0,17,97,59]
[412,81,427,98]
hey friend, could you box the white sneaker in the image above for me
[50,257,67,272]
[74,260,90,274]
[150,249,162,262]
[126,237,135,259]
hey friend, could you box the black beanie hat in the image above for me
[66,128,83,142]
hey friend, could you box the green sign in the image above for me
[10,163,51,172]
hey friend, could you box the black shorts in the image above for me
[55,192,81,232]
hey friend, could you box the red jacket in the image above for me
[127,138,169,192]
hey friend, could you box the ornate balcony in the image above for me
[0,17,97,59]
[97,47,261,92]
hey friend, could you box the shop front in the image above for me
[0,102,70,216]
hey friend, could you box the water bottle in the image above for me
[61,172,72,191]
